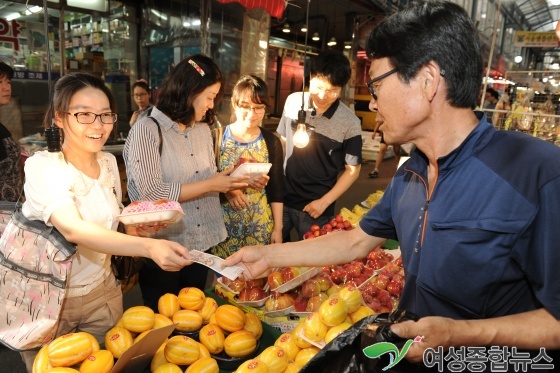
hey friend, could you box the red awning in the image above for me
[216,0,286,18]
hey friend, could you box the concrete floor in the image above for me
[0,155,399,372]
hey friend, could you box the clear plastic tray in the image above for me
[216,276,241,295]
[235,295,270,308]
[230,163,272,179]
[264,305,294,318]
[116,209,185,226]
[271,267,322,293]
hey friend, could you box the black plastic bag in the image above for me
[300,310,426,373]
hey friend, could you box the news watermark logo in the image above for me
[363,338,555,372]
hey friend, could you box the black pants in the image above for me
[138,260,210,312]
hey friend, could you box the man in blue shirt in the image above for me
[225,1,560,368]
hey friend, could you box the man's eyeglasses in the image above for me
[309,84,340,99]
[366,68,398,100]
[237,104,266,114]
[134,93,148,98]
[65,112,118,124]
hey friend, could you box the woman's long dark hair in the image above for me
[156,54,224,126]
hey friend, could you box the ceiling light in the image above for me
[514,55,523,63]
[312,32,320,41]
[327,37,337,46]
[6,13,21,21]
[344,41,351,49]
[282,23,290,33]
[301,24,308,33]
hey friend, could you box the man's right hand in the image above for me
[222,246,272,281]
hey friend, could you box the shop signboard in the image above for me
[514,31,560,48]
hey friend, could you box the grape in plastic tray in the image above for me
[358,248,402,289]
[271,267,322,293]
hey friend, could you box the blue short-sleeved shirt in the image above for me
[360,114,560,320]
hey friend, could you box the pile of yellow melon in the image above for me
[32,331,114,373]
[150,289,265,372]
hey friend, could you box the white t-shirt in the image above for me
[22,150,122,288]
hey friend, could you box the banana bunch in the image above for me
[352,204,370,217]
[340,207,361,226]
[366,190,385,207]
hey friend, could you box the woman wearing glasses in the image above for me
[129,80,153,126]
[211,74,284,259]
[19,72,191,371]
[123,55,250,311]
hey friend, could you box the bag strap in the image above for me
[146,108,163,156]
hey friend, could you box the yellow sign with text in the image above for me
[514,31,559,47]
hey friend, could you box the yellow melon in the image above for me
[164,335,200,366]
[243,313,263,339]
[294,347,320,368]
[324,322,351,344]
[121,306,155,333]
[215,304,246,332]
[198,323,225,355]
[302,313,328,342]
[283,362,301,373]
[291,322,312,349]
[349,305,375,324]
[150,342,168,372]
[172,309,203,332]
[44,368,80,373]
[153,362,183,373]
[235,359,269,373]
[48,333,92,367]
[224,330,257,358]
[79,332,100,354]
[274,333,300,361]
[258,345,289,373]
[197,297,218,324]
[184,357,219,373]
[178,287,206,310]
[104,326,133,359]
[198,341,211,359]
[158,293,181,318]
[153,313,174,329]
[78,349,114,373]
[32,344,52,373]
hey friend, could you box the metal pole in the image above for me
[480,0,502,109]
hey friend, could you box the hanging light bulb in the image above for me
[301,24,308,32]
[283,23,291,33]
[344,41,351,49]
[293,110,310,148]
[293,123,310,148]
[312,32,320,41]
[327,37,337,46]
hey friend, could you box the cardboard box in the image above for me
[110,324,175,373]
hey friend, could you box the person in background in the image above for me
[277,50,362,241]
[129,80,153,126]
[368,117,401,178]
[225,1,560,371]
[123,55,251,311]
[0,61,22,202]
[19,72,191,371]
[211,74,284,259]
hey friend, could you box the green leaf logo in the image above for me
[362,336,423,371]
